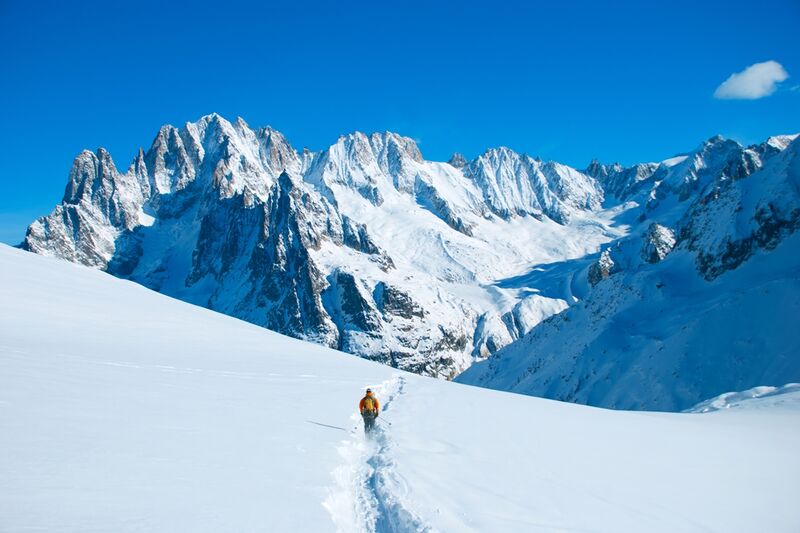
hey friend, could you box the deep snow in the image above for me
[2,244,799,532]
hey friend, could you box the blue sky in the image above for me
[1,0,798,244]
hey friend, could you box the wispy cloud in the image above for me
[714,60,789,100]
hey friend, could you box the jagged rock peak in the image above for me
[642,223,676,263]
[63,148,119,203]
[478,146,520,160]
[466,145,604,223]
[696,134,743,156]
[332,130,423,163]
[584,158,622,179]
[448,152,467,168]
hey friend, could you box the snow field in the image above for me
[2,245,799,532]
[325,376,431,533]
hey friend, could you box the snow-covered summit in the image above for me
[766,133,800,152]
[22,114,615,377]
[466,147,603,222]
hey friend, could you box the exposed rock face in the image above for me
[641,223,676,264]
[413,176,476,236]
[374,282,425,320]
[585,159,659,201]
[472,312,514,358]
[588,249,615,286]
[680,138,800,280]
[448,152,467,168]
[327,269,383,335]
[24,148,146,267]
[243,174,340,347]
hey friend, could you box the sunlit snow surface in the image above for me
[1,245,799,532]
[685,383,800,413]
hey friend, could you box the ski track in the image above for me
[325,376,433,533]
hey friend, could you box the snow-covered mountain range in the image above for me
[21,114,800,408]
[21,113,616,377]
[458,133,800,410]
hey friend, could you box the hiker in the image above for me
[359,388,380,435]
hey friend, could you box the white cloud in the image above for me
[713,60,789,100]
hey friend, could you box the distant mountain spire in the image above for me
[448,152,467,168]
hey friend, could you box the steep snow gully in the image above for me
[325,376,431,533]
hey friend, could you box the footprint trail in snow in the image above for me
[324,376,433,533]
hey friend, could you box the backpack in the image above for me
[362,396,376,413]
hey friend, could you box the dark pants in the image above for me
[362,413,376,434]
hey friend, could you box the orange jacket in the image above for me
[359,394,379,415]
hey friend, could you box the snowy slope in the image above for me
[686,383,800,413]
[2,244,799,532]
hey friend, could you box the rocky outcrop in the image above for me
[641,223,676,264]
[588,249,615,286]
[448,152,467,168]
[373,282,425,320]
[585,159,658,201]
[327,270,382,334]
[681,140,800,280]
